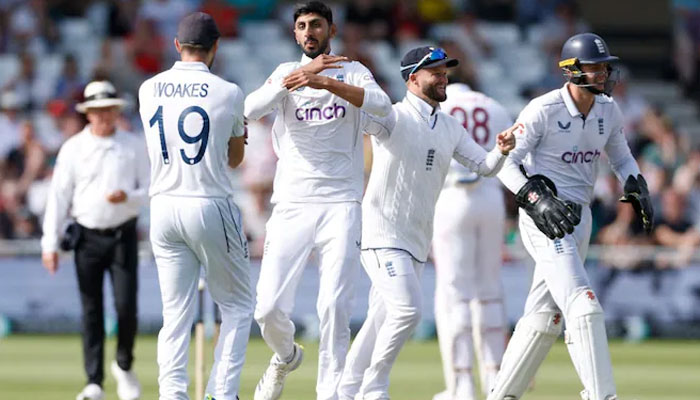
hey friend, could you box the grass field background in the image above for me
[1,335,699,399]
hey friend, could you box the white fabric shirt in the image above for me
[362,91,507,262]
[41,126,149,252]
[138,61,245,198]
[441,83,513,187]
[498,83,640,206]
[244,54,391,203]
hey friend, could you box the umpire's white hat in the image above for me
[76,80,128,113]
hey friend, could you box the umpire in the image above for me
[41,80,149,400]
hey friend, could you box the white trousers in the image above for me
[254,202,361,400]
[339,249,424,400]
[150,195,253,400]
[433,184,506,397]
[495,206,617,399]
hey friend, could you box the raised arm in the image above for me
[454,125,515,177]
[244,65,291,121]
[282,56,391,116]
[497,104,546,194]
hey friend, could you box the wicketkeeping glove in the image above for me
[620,174,654,234]
[516,175,582,240]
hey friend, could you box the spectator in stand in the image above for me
[539,1,590,59]
[344,0,392,42]
[451,9,493,63]
[416,0,454,23]
[54,54,85,104]
[0,91,25,162]
[5,120,46,198]
[107,0,140,38]
[7,0,57,55]
[439,38,480,90]
[653,187,700,269]
[3,52,52,111]
[639,108,689,172]
[611,65,652,154]
[200,0,240,37]
[138,0,192,43]
[392,1,428,44]
[125,18,165,77]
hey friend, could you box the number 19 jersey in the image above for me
[441,83,513,185]
[139,61,246,198]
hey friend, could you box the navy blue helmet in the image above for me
[558,33,619,95]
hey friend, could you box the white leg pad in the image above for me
[486,311,563,400]
[565,289,617,400]
[472,300,506,394]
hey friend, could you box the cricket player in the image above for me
[338,46,517,400]
[432,82,513,400]
[243,2,391,400]
[488,33,654,400]
[138,13,252,400]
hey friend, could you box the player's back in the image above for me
[442,83,513,184]
[139,61,244,198]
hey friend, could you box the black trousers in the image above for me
[74,218,139,385]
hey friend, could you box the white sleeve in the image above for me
[497,103,546,194]
[126,138,150,208]
[349,62,392,117]
[231,86,246,137]
[453,127,506,177]
[362,108,397,141]
[244,65,290,121]
[41,143,75,252]
[605,103,640,182]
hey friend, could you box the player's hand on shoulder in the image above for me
[496,124,517,155]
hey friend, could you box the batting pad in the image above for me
[486,311,563,400]
[564,289,617,400]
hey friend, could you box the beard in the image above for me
[302,36,330,59]
[423,84,447,103]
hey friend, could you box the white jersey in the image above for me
[498,83,640,205]
[441,83,513,186]
[138,61,245,198]
[362,91,507,262]
[244,54,391,204]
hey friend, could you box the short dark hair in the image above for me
[293,1,333,25]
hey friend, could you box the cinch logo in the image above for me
[561,148,601,164]
[295,103,346,121]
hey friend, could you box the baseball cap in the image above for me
[400,46,459,81]
[177,12,220,49]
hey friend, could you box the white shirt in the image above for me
[138,61,246,198]
[41,126,149,252]
[441,83,513,186]
[361,91,507,262]
[498,83,640,206]
[244,54,391,203]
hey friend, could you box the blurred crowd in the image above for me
[0,0,698,276]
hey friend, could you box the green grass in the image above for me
[0,335,699,399]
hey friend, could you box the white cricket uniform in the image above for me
[139,61,252,400]
[489,83,640,400]
[244,53,391,400]
[339,91,507,400]
[432,84,513,399]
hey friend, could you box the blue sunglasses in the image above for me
[401,48,448,76]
